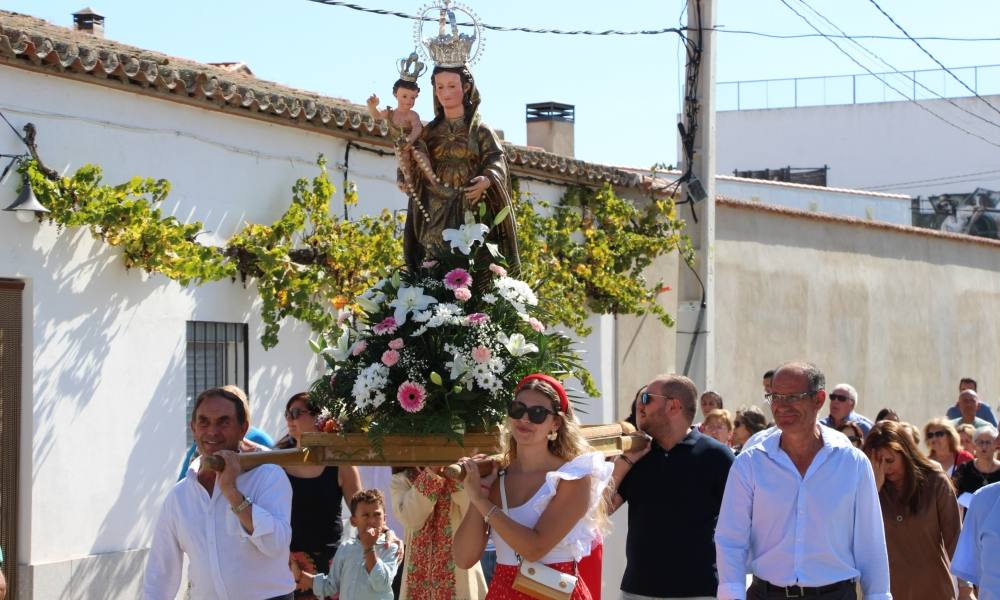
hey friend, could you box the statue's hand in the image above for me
[367,94,380,109]
[464,176,490,205]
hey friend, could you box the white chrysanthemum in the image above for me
[482,293,498,304]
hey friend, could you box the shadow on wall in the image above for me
[74,349,186,600]
[31,228,169,472]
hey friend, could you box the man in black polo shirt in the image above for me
[609,373,734,600]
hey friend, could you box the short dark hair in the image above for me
[192,387,248,425]
[349,489,386,515]
[876,408,900,422]
[763,370,775,379]
[960,377,978,391]
[392,78,419,94]
[701,390,723,410]
[652,374,698,422]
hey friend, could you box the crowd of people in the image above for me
[138,364,1000,600]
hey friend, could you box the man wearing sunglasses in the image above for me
[608,374,734,600]
[819,383,873,437]
[715,362,890,600]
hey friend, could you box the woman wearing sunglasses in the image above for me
[277,392,362,599]
[924,418,973,477]
[453,373,613,600]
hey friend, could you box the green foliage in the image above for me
[515,182,687,337]
[21,159,684,353]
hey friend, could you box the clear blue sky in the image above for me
[6,0,1000,168]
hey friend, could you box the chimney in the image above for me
[73,7,105,38]
[526,102,574,157]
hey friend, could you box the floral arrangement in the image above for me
[308,207,592,442]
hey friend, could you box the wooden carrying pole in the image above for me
[200,422,649,473]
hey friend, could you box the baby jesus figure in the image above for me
[366,53,440,197]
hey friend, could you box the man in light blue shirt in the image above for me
[819,382,873,436]
[311,489,400,600]
[952,481,1000,600]
[946,377,997,426]
[715,361,891,600]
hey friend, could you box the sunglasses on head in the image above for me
[927,430,948,439]
[285,407,310,420]
[507,400,557,424]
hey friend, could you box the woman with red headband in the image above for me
[452,373,613,600]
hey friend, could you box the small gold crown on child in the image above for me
[398,52,427,83]
[415,0,483,68]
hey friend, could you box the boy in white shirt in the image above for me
[309,489,400,600]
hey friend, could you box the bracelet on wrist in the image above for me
[618,454,634,467]
[483,504,499,524]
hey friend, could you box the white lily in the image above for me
[442,223,490,255]
[389,286,437,325]
[356,290,385,314]
[500,332,539,357]
[325,326,353,362]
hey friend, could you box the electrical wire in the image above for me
[776,0,1000,150]
[866,0,1000,118]
[863,167,1000,191]
[715,28,1000,42]
[303,0,684,36]
[791,0,1000,131]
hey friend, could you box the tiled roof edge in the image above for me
[718,196,1000,250]
[0,11,640,189]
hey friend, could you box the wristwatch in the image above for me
[231,495,252,514]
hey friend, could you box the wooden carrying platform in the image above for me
[202,422,647,472]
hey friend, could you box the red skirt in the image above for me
[486,562,592,600]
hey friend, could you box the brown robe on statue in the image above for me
[402,70,519,276]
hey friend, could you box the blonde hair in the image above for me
[500,379,609,532]
[924,417,960,456]
[704,409,733,432]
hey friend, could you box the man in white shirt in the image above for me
[715,362,891,600]
[143,387,295,600]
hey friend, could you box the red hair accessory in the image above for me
[515,373,569,414]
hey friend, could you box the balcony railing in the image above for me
[717,64,1000,111]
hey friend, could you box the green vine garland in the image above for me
[21,158,687,350]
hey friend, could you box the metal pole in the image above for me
[852,75,856,104]
[679,0,716,392]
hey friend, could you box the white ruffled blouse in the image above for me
[492,451,613,565]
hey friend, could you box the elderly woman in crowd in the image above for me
[956,423,977,456]
[864,421,962,600]
[952,425,1000,498]
[924,417,974,477]
[702,409,734,447]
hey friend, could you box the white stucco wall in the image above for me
[716,94,1000,197]
[0,64,626,597]
[713,201,1000,428]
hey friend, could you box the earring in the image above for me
[547,431,558,441]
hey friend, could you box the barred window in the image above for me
[186,321,249,445]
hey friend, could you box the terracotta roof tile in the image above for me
[0,10,638,189]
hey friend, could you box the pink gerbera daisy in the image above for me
[372,316,398,335]
[397,381,427,413]
[444,268,473,291]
